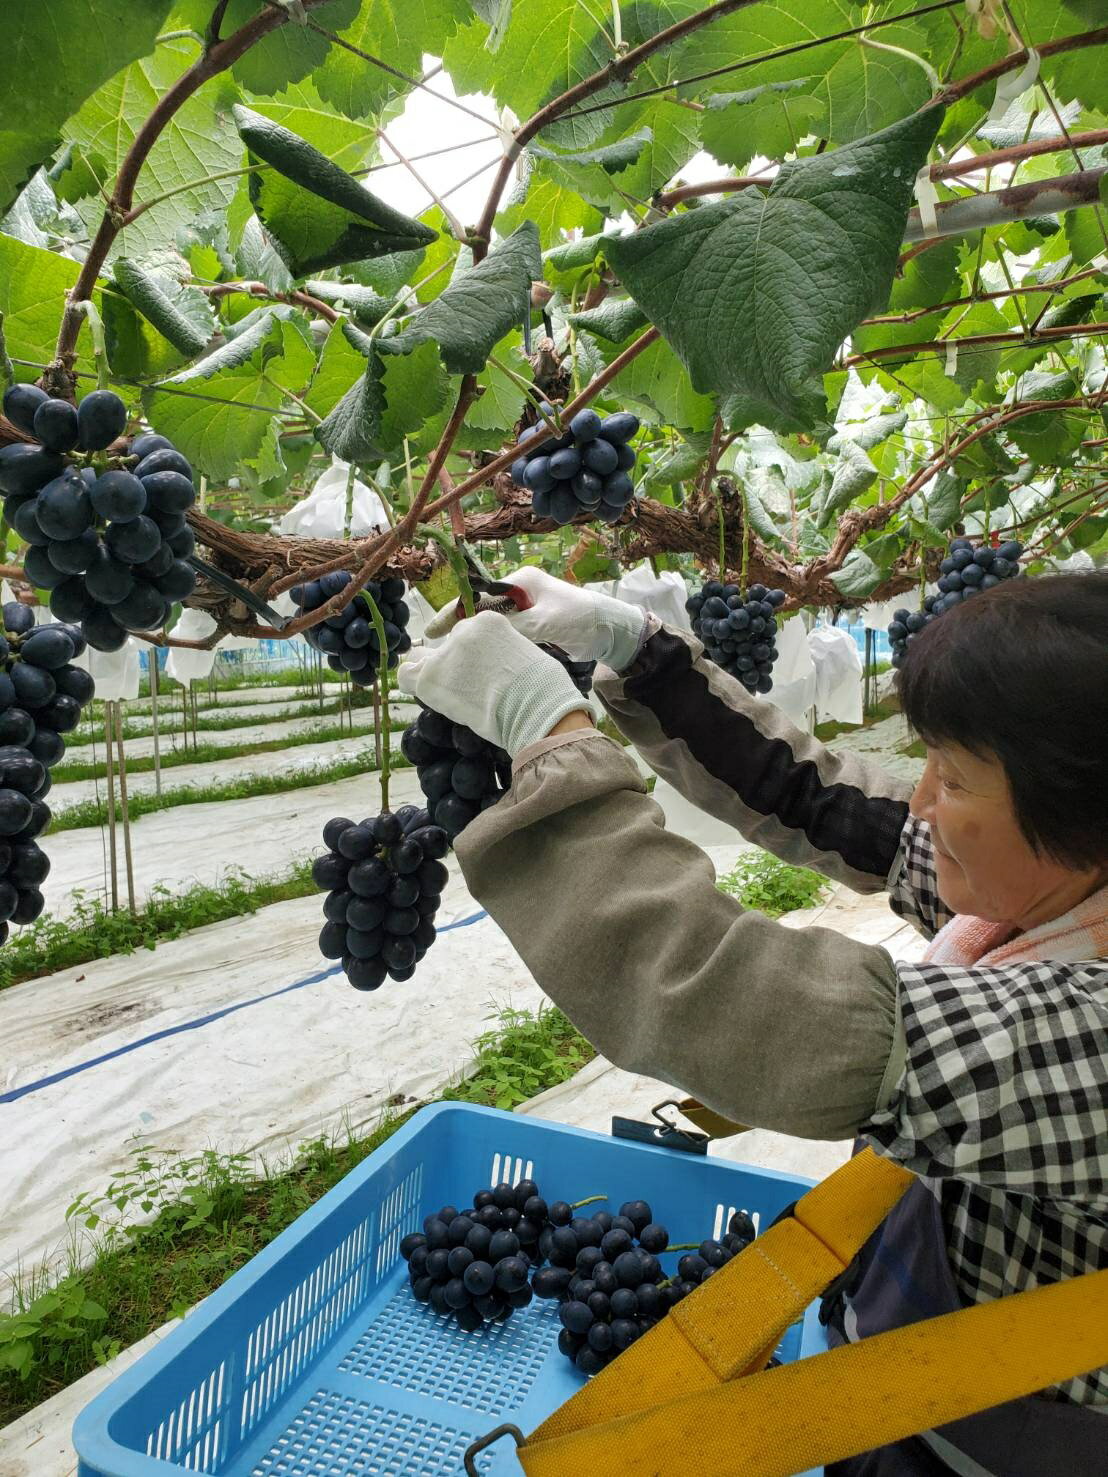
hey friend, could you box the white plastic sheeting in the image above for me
[164,609,258,686]
[278,456,389,539]
[809,624,864,725]
[0,888,546,1283]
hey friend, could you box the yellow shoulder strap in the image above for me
[515,1149,1108,1476]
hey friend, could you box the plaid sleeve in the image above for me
[861,958,1108,1200]
[886,813,955,940]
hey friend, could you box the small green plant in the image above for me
[443,1005,594,1110]
[716,851,826,918]
[0,864,317,991]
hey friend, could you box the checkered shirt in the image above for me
[865,815,1108,1408]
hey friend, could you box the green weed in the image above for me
[716,850,826,918]
[0,865,316,992]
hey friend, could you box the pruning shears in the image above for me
[188,554,291,631]
[453,541,534,620]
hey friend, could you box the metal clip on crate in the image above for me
[610,1097,709,1155]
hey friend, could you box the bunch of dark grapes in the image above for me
[540,644,596,696]
[400,707,512,842]
[313,805,449,990]
[888,537,1023,668]
[685,580,787,693]
[510,407,640,526]
[0,602,97,941]
[290,571,411,687]
[533,1201,758,1375]
[400,1178,547,1331]
[1,386,198,653]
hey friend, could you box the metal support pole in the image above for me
[103,704,119,912]
[150,650,162,797]
[114,702,137,915]
[373,684,382,769]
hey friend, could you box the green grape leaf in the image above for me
[313,0,471,119]
[611,333,715,433]
[223,0,360,96]
[1007,371,1084,465]
[567,297,649,343]
[346,247,427,298]
[0,233,95,380]
[144,311,287,479]
[316,352,386,462]
[701,82,828,168]
[0,0,174,215]
[63,43,242,264]
[235,105,437,275]
[235,216,295,295]
[605,96,702,202]
[305,320,369,417]
[819,438,877,525]
[304,279,392,326]
[112,256,215,358]
[497,171,603,245]
[378,340,451,453]
[380,222,541,374]
[544,231,618,271]
[828,547,882,596]
[606,107,944,432]
[469,333,528,430]
[827,409,907,454]
[925,470,964,531]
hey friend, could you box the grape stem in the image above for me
[361,591,392,812]
[416,524,476,618]
[570,1195,609,1210]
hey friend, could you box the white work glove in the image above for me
[397,610,591,756]
[498,567,647,670]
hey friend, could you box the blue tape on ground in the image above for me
[0,909,489,1106]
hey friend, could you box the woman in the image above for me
[397,569,1108,1476]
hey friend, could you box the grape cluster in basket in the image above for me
[511,407,640,526]
[313,806,449,990]
[0,602,96,940]
[686,580,787,692]
[888,537,1023,668]
[533,1200,756,1374]
[290,572,411,687]
[400,1178,546,1332]
[401,1177,762,1374]
[1,386,197,653]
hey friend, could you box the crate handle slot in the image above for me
[464,1421,525,1474]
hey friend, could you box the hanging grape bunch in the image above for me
[510,406,640,526]
[0,386,198,653]
[313,805,449,990]
[888,537,1023,667]
[291,572,413,685]
[0,602,97,941]
[398,1177,549,1332]
[401,706,513,841]
[686,580,787,693]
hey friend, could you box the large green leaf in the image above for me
[316,345,386,461]
[380,222,541,374]
[222,0,360,96]
[828,547,881,596]
[568,298,649,343]
[62,42,242,264]
[112,255,215,357]
[316,332,449,459]
[0,233,95,380]
[497,171,603,246]
[235,105,437,275]
[701,82,827,168]
[610,334,715,432]
[469,332,528,430]
[145,311,288,480]
[676,0,933,145]
[313,0,472,119]
[0,1,173,215]
[444,0,610,136]
[606,107,944,432]
[851,238,961,366]
[819,439,877,525]
[1007,371,1085,465]
[304,320,369,417]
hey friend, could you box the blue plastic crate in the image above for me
[74,1103,829,1476]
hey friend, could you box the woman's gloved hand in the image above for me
[396,610,591,756]
[498,566,647,670]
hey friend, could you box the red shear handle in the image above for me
[453,584,534,620]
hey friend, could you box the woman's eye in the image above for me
[941,777,962,793]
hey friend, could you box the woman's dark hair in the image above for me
[898,572,1108,870]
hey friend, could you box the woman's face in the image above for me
[910,743,1098,928]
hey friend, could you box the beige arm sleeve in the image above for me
[456,729,905,1141]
